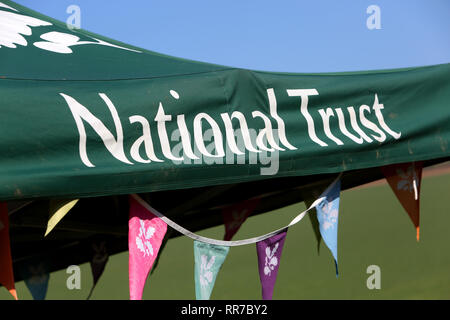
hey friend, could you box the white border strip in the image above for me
[131,173,342,246]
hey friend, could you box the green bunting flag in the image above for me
[194,241,229,300]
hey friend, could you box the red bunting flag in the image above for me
[381,162,423,241]
[128,196,167,300]
[222,197,260,241]
[0,202,18,300]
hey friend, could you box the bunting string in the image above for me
[131,173,342,247]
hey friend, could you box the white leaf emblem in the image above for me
[0,4,141,54]
[135,219,155,257]
[33,31,142,54]
[199,255,215,287]
[0,9,51,49]
[264,243,279,276]
[319,199,338,231]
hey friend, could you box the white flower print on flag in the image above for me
[264,243,279,276]
[135,219,155,257]
[199,255,215,287]
[319,199,338,231]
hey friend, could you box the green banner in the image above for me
[0,1,449,200]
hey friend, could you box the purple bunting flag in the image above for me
[256,229,288,300]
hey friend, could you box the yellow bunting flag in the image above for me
[381,162,423,241]
[45,199,79,236]
[0,202,18,300]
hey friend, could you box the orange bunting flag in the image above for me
[0,202,18,300]
[381,162,423,241]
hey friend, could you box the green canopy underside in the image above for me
[1,0,449,201]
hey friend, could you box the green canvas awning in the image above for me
[1,1,449,282]
[1,0,449,201]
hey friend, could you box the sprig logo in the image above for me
[199,255,215,287]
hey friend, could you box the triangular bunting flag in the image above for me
[21,261,49,300]
[256,229,287,300]
[87,238,109,299]
[304,197,322,254]
[381,162,423,241]
[151,228,173,275]
[45,199,79,236]
[0,202,18,300]
[316,179,341,276]
[194,241,229,300]
[222,197,260,241]
[128,196,167,300]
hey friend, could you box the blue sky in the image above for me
[13,0,450,72]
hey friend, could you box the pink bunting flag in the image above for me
[128,196,167,300]
[256,229,287,300]
[381,162,423,241]
[222,197,260,241]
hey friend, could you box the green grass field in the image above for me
[2,172,450,300]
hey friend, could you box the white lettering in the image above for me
[287,89,327,147]
[60,93,133,167]
[372,94,401,139]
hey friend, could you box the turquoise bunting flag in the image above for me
[194,241,229,300]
